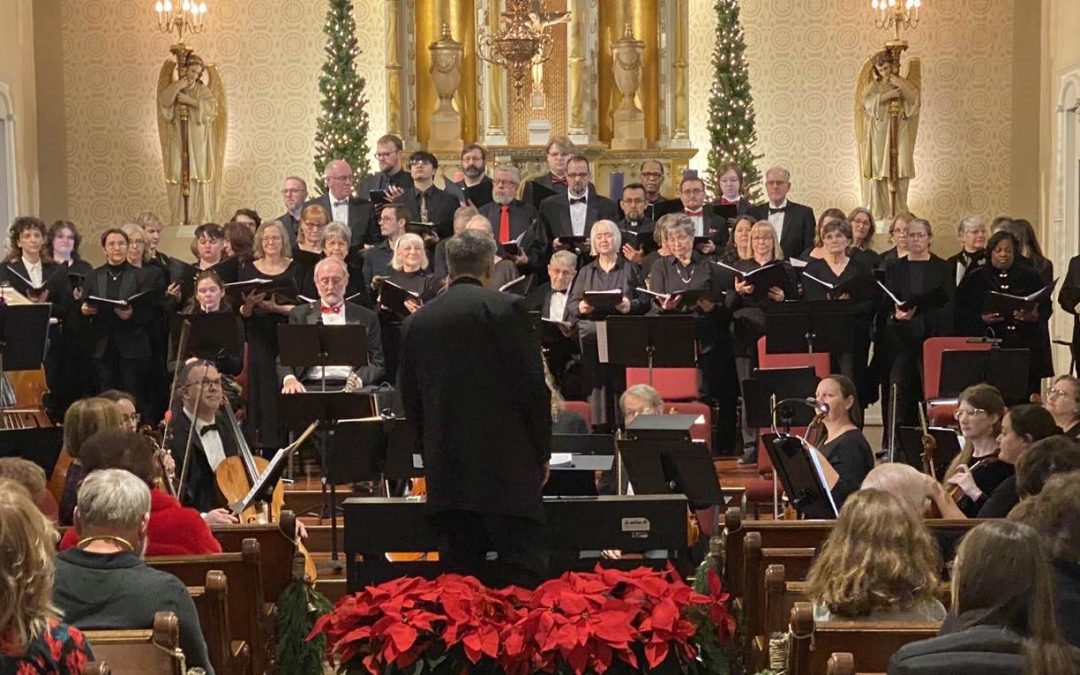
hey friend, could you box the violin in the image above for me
[946,451,1000,506]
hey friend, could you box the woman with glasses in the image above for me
[942,383,1010,517]
[120,223,169,422]
[238,220,297,451]
[880,211,913,264]
[379,233,440,383]
[296,221,369,307]
[847,207,880,270]
[293,203,329,271]
[1043,375,1080,439]
[800,207,846,261]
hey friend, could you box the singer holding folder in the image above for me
[566,220,648,430]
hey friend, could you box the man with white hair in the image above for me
[749,165,816,258]
[304,158,376,246]
[53,469,214,674]
[479,164,543,273]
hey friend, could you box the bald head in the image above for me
[464,214,494,235]
[861,463,926,517]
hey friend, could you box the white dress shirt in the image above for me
[308,303,353,381]
[185,409,226,471]
[331,197,350,226]
[568,193,588,236]
[767,200,788,242]
[22,257,42,287]
[548,288,569,322]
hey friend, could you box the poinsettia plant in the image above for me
[309,565,735,675]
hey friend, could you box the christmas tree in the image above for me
[313,0,370,194]
[706,0,762,203]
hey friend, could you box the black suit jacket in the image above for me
[479,199,546,273]
[304,194,376,247]
[523,282,571,321]
[395,185,459,240]
[170,409,241,513]
[276,211,302,247]
[277,301,385,387]
[749,200,816,259]
[83,263,155,360]
[538,189,620,240]
[1060,254,1080,360]
[398,278,551,520]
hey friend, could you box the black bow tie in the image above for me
[769,207,786,214]
[569,197,587,205]
[199,423,219,437]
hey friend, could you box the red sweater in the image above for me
[60,488,222,556]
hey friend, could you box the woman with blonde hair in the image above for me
[379,232,440,383]
[51,397,126,526]
[806,488,946,622]
[0,479,94,672]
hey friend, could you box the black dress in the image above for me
[237,260,297,451]
[380,268,440,385]
[566,257,648,428]
[48,259,96,415]
[820,428,874,510]
[802,256,877,391]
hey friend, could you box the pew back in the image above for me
[81,611,183,675]
[211,511,298,603]
[189,570,250,675]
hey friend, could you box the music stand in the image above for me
[617,438,724,511]
[544,434,616,497]
[601,315,697,384]
[277,323,369,393]
[183,313,243,365]
[0,302,51,373]
[896,426,962,482]
[742,366,820,429]
[764,300,854,358]
[764,434,837,519]
[939,348,1031,404]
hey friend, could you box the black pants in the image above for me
[96,342,148,418]
[431,510,548,589]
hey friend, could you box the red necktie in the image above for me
[320,304,342,314]
[499,205,511,243]
[685,210,703,217]
[551,175,568,186]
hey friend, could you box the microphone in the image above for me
[806,398,830,415]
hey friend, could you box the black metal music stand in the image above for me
[544,433,616,496]
[896,426,962,482]
[764,433,837,519]
[617,437,724,511]
[939,348,1031,404]
[183,313,243,365]
[764,300,854,359]
[602,315,697,384]
[742,366,820,429]
[277,323,369,393]
[0,301,51,372]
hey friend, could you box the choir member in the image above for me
[446,143,493,206]
[80,229,156,420]
[358,135,414,210]
[800,207,846,261]
[566,220,649,430]
[538,155,619,247]
[718,214,754,264]
[363,204,409,293]
[309,159,377,247]
[942,384,1008,518]
[638,160,674,223]
[748,166,817,259]
[640,217,672,278]
[956,230,1052,395]
[522,136,576,206]
[676,176,727,255]
[395,151,459,240]
[433,205,478,280]
[120,223,168,422]
[478,164,544,275]
[462,215,521,290]
[237,220,297,451]
[617,183,656,264]
[3,216,65,302]
[847,207,881,270]
[134,212,170,269]
[727,221,800,461]
[812,374,874,510]
[377,233,440,383]
[947,216,988,286]
[882,217,954,434]
[192,222,225,273]
[292,203,328,282]
[802,219,877,387]
[1044,374,1080,439]
[220,220,253,282]
[879,211,913,266]
[713,161,754,215]
[524,250,581,399]
[179,271,243,377]
[1010,218,1054,285]
[312,221,368,306]
[45,220,95,411]
[231,208,261,232]
[276,176,308,245]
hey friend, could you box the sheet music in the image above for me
[550,453,573,466]
[806,444,839,517]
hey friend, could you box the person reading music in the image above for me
[280,256,384,396]
[727,221,800,462]
[640,214,674,277]
[376,234,437,383]
[748,165,816,259]
[880,211,913,265]
[276,176,308,245]
[677,176,727,256]
[358,135,414,214]
[446,143,493,206]
[617,182,657,264]
[237,220,296,451]
[524,250,581,398]
[363,204,409,294]
[45,220,96,413]
[292,202,329,274]
[538,155,619,250]
[947,216,989,286]
[714,161,754,215]
[398,230,551,588]
[566,220,648,430]
[477,164,542,274]
[940,383,1009,518]
[54,469,215,675]
[956,230,1051,395]
[306,158,377,247]
[121,222,169,421]
[3,216,67,305]
[638,159,675,222]
[882,217,954,436]
[218,220,252,282]
[59,428,222,555]
[1043,375,1080,439]
[847,206,880,270]
[799,207,846,261]
[718,213,754,264]
[809,374,875,510]
[168,360,240,524]
[301,221,369,307]
[395,151,460,240]
[522,135,576,205]
[462,215,523,291]
[0,479,94,674]
[805,488,946,622]
[180,270,243,377]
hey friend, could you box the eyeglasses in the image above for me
[567,172,590,179]
[906,232,929,240]
[640,171,662,179]
[492,179,517,187]
[1046,388,1078,401]
[186,378,223,389]
[954,408,987,420]
[750,235,773,241]
[125,412,141,423]
[281,188,306,195]
[375,151,399,159]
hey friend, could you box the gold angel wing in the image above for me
[156,59,177,185]
[854,55,876,182]
[904,56,921,144]
[206,63,228,216]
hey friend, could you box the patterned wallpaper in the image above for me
[687,0,1016,240]
[59,0,387,231]
[58,0,1014,247]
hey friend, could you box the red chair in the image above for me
[664,401,712,452]
[625,368,699,401]
[922,337,992,426]
[561,400,592,429]
[756,337,831,378]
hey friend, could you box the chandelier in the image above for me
[870,0,921,39]
[154,0,208,43]
[478,0,569,104]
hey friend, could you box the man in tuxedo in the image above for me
[479,164,544,274]
[169,360,242,519]
[524,250,581,398]
[394,151,459,240]
[679,176,728,255]
[538,155,618,247]
[617,183,656,263]
[399,230,551,588]
[276,176,308,246]
[446,143,493,207]
[279,257,384,394]
[521,136,576,207]
[304,159,376,247]
[358,133,415,199]
[749,166,816,259]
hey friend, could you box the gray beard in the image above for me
[493,193,513,206]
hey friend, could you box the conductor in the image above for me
[398,230,551,588]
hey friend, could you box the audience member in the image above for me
[1015,435,1080,499]
[54,396,126,526]
[0,457,58,520]
[1043,374,1080,439]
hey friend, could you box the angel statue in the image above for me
[855,49,920,221]
[157,51,226,225]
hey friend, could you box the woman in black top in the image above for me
[292,204,328,279]
[1044,375,1080,439]
[179,270,244,378]
[943,384,1009,517]
[567,220,648,429]
[378,233,440,384]
[813,374,874,510]
[847,207,881,271]
[881,217,955,440]
[975,406,1059,518]
[718,214,754,264]
[946,215,988,287]
[956,230,1051,396]
[45,220,95,412]
[296,221,369,306]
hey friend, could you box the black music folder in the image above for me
[224,278,296,305]
[636,286,706,310]
[465,182,494,208]
[984,279,1057,315]
[715,261,794,300]
[802,270,877,303]
[584,289,624,313]
[378,280,420,316]
[85,289,155,311]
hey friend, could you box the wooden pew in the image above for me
[211,511,299,604]
[81,611,183,675]
[826,652,866,675]
[148,539,270,675]
[742,538,814,671]
[750,563,809,671]
[189,570,251,675]
[787,602,938,675]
